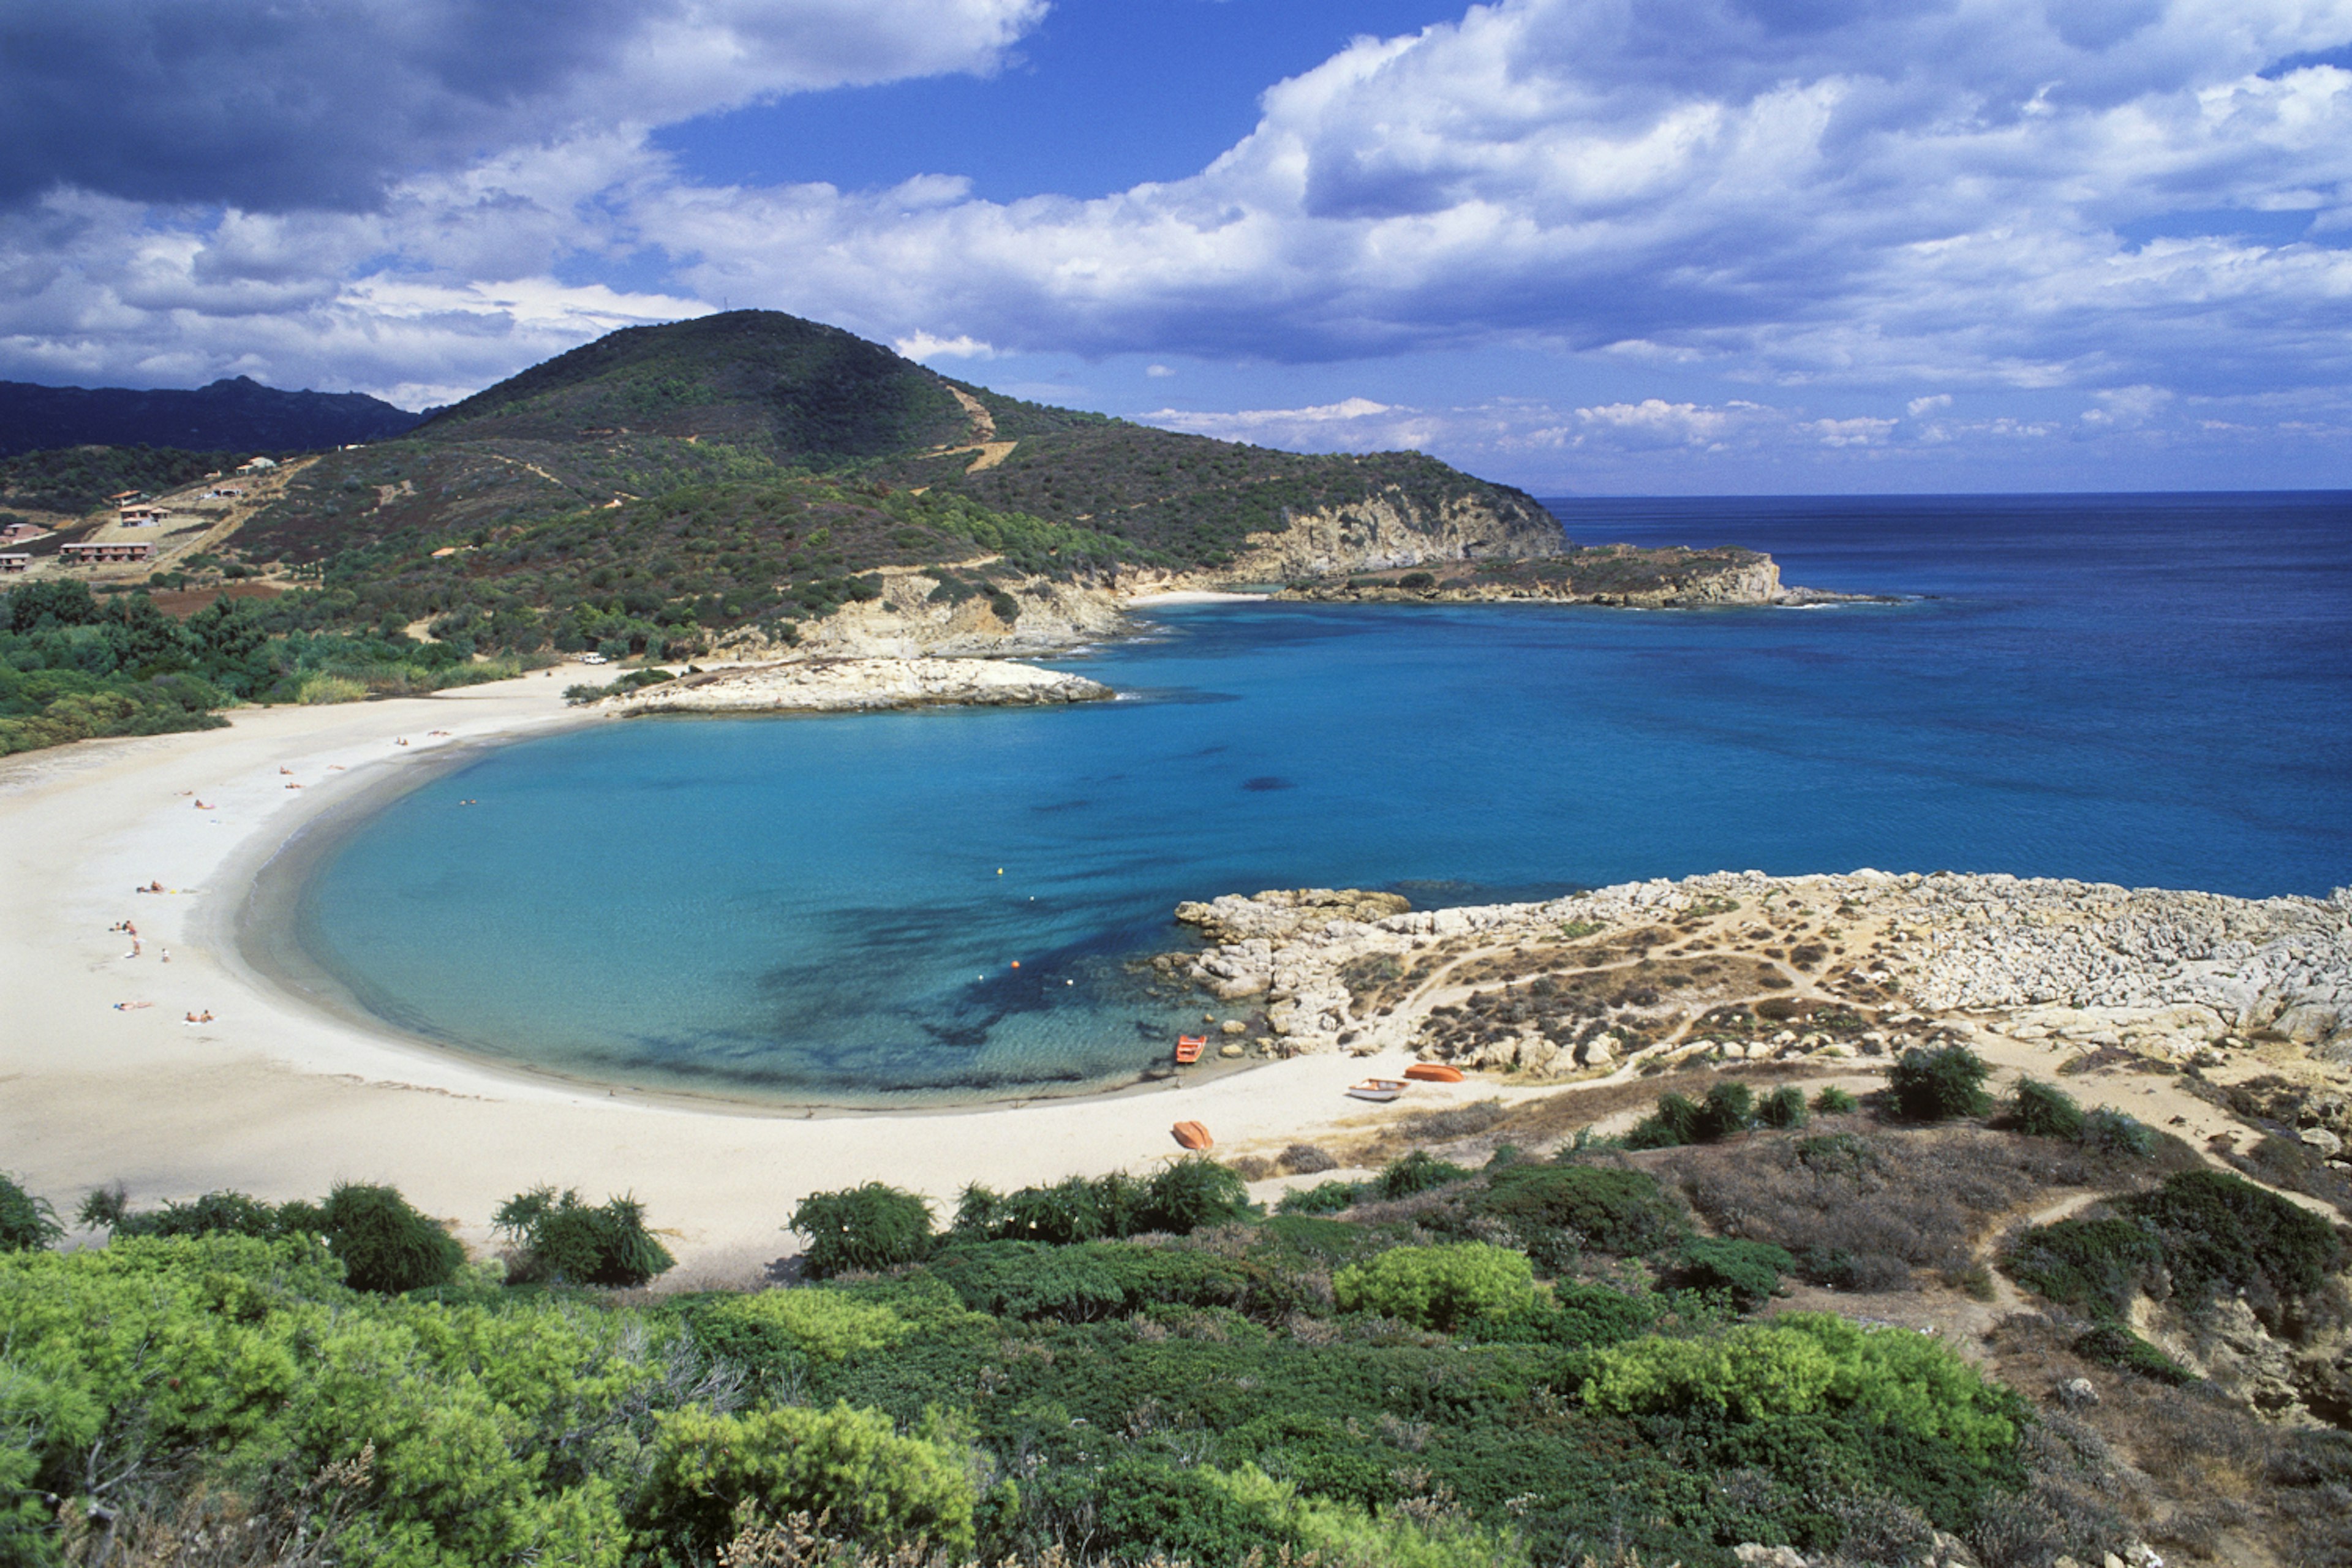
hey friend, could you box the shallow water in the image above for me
[293,492,2352,1102]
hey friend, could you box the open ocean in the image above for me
[288,492,2352,1102]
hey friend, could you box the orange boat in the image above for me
[1172,1120,1214,1150]
[1174,1035,1208,1064]
[1403,1063,1464,1084]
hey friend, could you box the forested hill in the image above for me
[241,310,1559,578]
[0,376,423,459]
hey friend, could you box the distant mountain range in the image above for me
[0,375,424,460]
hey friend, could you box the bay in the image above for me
[292,491,2352,1102]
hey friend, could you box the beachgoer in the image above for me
[159,948,170,963]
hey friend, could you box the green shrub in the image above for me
[2079,1107,2156,1157]
[1139,1156,1253,1232]
[104,1189,291,1240]
[1376,1150,1472,1200]
[792,1182,935,1278]
[950,1159,1249,1244]
[930,1241,1126,1322]
[1670,1237,1794,1310]
[492,1186,676,1287]
[1332,1242,1536,1330]
[644,1402,976,1557]
[1812,1085,1859,1115]
[1277,1179,1360,1215]
[1475,1164,1685,1257]
[2122,1169,2343,1317]
[2007,1079,2084,1139]
[1626,1091,1701,1148]
[317,1182,463,1294]
[1583,1313,2019,1458]
[1755,1085,1810,1131]
[1696,1082,1756,1139]
[699,1289,911,1365]
[2071,1324,2195,1385]
[0,1174,61,1252]
[1887,1044,1992,1121]
[2003,1216,2165,1316]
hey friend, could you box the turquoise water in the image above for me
[294,492,2352,1102]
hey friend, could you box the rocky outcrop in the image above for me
[599,657,1112,714]
[1273,545,1891,609]
[1167,869,2352,1068]
[723,570,1132,661]
[1216,489,1563,582]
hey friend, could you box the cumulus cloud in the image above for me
[0,0,1044,211]
[4,0,2352,467]
[645,0,2352,391]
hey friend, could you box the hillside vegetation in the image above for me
[0,311,1564,750]
[9,1067,2350,1568]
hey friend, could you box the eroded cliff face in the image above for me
[722,569,1130,660]
[1216,489,1564,581]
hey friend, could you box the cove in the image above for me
[285,492,2352,1105]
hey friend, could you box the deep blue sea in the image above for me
[292,492,2352,1102]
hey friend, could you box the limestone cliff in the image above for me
[1216,487,1563,582]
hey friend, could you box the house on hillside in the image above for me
[235,456,279,473]
[61,540,154,565]
[0,552,29,574]
[0,520,45,543]
[118,503,167,526]
[105,489,145,505]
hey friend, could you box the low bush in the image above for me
[696,1287,911,1368]
[793,1182,935,1278]
[2071,1324,2196,1385]
[1582,1312,2020,1459]
[951,1158,1251,1244]
[105,1188,288,1240]
[2079,1107,2156,1157]
[644,1403,977,1558]
[1669,1237,1794,1310]
[1277,1180,1359,1216]
[1756,1085,1810,1131]
[1472,1163,1686,1259]
[0,1173,61,1252]
[1888,1044,1994,1121]
[1332,1242,1536,1330]
[1812,1085,1860,1115]
[316,1181,464,1294]
[492,1186,676,1286]
[2121,1169,2343,1321]
[1374,1150,1472,1200]
[2003,1216,2166,1317]
[2007,1079,2086,1140]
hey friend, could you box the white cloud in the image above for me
[1145,363,1175,377]
[1907,394,1953,417]
[896,331,995,360]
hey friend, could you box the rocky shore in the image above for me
[1272,545,1891,609]
[1172,870,2352,1084]
[594,657,1114,714]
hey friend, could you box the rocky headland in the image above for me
[1273,543,1892,609]
[592,656,1112,714]
[1172,869,2352,1091]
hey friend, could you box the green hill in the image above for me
[239,311,1558,582]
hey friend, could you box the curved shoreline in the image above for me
[0,672,1430,1279]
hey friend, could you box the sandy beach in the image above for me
[0,674,1456,1280]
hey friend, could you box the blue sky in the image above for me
[1,0,2348,493]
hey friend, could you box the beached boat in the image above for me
[1174,1035,1207,1065]
[1172,1120,1214,1150]
[1403,1063,1464,1083]
[1345,1078,1410,1103]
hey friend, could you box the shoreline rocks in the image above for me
[596,657,1114,715]
[1170,870,2352,1072]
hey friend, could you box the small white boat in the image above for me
[1345,1077,1410,1103]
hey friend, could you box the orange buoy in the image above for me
[1171,1120,1213,1151]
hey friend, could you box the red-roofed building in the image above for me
[61,541,154,565]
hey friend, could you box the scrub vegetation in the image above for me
[19,1107,2351,1568]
